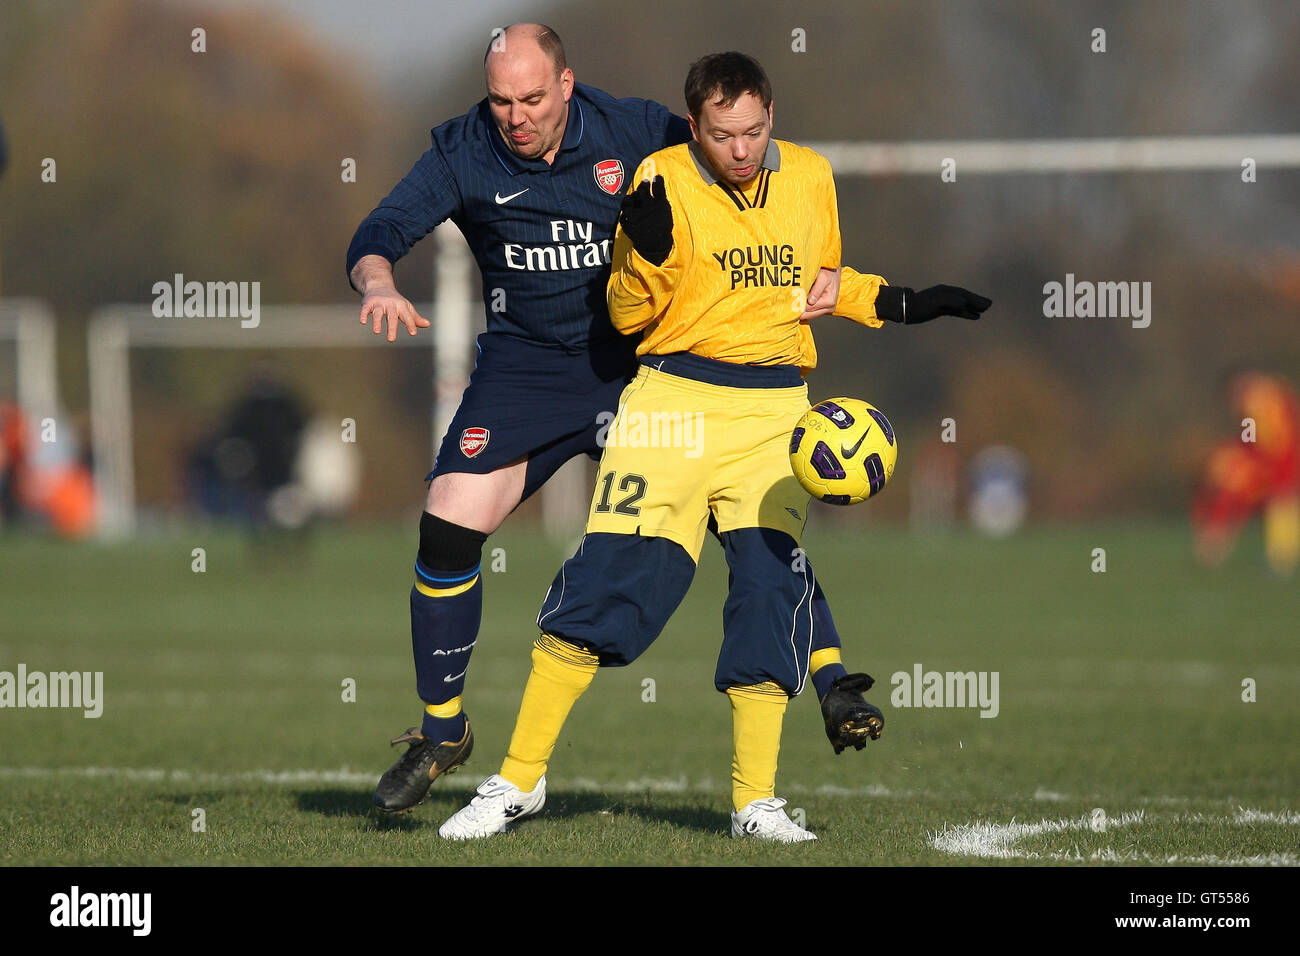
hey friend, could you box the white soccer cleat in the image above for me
[730,796,818,843]
[438,773,546,840]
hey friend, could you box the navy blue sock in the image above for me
[411,567,480,742]
[410,512,487,741]
[812,660,849,701]
[808,575,849,701]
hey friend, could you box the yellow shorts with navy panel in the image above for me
[535,352,819,695]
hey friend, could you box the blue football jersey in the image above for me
[347,83,691,350]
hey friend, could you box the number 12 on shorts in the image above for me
[594,472,647,516]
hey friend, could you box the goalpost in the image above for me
[85,220,587,542]
[796,132,1300,531]
[86,302,444,538]
[0,298,60,427]
[86,220,481,539]
[801,134,1300,175]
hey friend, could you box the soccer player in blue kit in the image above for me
[347,24,881,814]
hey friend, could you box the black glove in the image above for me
[618,175,673,266]
[876,284,991,324]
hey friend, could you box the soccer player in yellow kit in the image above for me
[440,52,991,842]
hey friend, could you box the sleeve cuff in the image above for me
[345,243,398,292]
[875,285,905,324]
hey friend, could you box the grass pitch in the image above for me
[1,519,1297,866]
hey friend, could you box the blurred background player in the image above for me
[438,51,990,842]
[179,370,344,541]
[1193,371,1300,576]
[0,401,26,526]
[0,107,96,545]
[347,25,882,814]
[0,110,20,520]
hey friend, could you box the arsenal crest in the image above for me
[593,159,624,195]
[459,427,490,459]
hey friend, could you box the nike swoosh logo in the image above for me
[495,188,529,204]
[841,425,871,460]
[443,668,468,683]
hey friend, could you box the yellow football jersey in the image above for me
[607,139,886,371]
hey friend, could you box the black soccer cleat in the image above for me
[821,673,884,755]
[372,718,474,813]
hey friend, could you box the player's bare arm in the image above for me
[351,253,431,342]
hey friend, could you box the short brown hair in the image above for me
[483,24,567,76]
[684,52,771,119]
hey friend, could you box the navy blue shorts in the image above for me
[429,332,637,502]
[536,527,818,696]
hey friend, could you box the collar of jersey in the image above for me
[687,138,781,185]
[486,97,585,176]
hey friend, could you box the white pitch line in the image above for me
[1235,808,1300,826]
[565,776,709,794]
[1087,848,1299,866]
[931,809,1300,866]
[0,768,1049,802]
[2,769,1294,822]
[0,766,897,797]
[1029,786,1196,806]
[0,766,378,786]
[0,768,1072,802]
[930,809,1149,860]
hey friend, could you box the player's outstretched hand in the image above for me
[913,285,992,321]
[876,284,992,325]
[619,175,673,266]
[800,266,841,322]
[359,287,431,342]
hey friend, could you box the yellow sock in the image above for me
[499,633,599,791]
[727,682,788,812]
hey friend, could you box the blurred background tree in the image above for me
[1,0,1297,520]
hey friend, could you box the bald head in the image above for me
[484,23,566,76]
[484,23,575,164]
